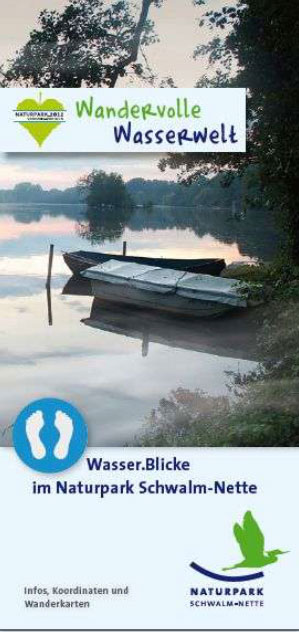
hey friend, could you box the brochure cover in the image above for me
[0,1,298,630]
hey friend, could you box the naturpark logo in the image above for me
[14,92,66,147]
[190,510,289,582]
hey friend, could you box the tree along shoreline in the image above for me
[0,168,264,209]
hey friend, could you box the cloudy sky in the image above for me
[0,154,170,188]
[0,0,224,189]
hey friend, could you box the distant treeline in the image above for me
[127,175,251,208]
[0,168,262,209]
[0,183,81,204]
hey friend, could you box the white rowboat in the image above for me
[82,260,247,317]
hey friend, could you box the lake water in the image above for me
[0,203,279,446]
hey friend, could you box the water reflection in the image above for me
[78,205,134,245]
[0,202,276,446]
[0,201,280,261]
[78,204,280,260]
[62,277,260,361]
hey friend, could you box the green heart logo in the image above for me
[16,95,65,147]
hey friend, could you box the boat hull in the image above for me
[63,251,225,277]
[89,279,234,317]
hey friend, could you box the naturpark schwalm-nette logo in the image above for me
[190,510,289,582]
[14,92,66,147]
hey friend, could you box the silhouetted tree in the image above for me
[1,0,163,87]
[78,169,133,207]
[161,1,299,262]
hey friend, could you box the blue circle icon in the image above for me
[13,398,88,473]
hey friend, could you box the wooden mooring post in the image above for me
[46,244,54,289]
[45,244,54,326]
[46,285,53,327]
[122,241,127,256]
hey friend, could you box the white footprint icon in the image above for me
[54,411,74,459]
[26,411,46,460]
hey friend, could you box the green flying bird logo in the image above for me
[223,510,289,571]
